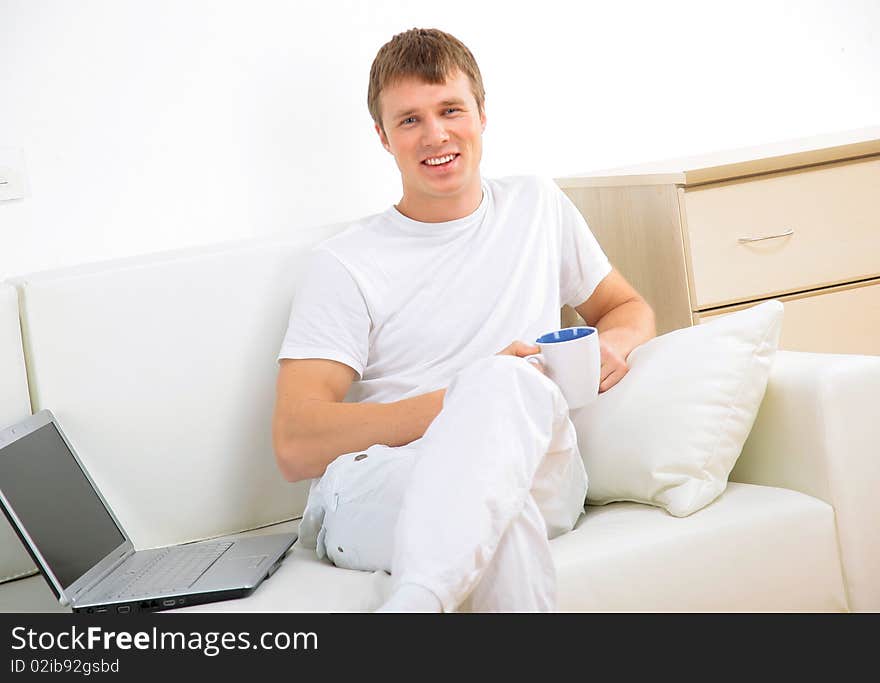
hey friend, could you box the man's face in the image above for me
[376,70,486,217]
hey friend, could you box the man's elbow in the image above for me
[272,427,320,483]
[617,294,656,341]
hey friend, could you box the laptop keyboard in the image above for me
[108,541,234,600]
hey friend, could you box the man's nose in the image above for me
[421,116,449,146]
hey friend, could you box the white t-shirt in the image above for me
[277,175,611,404]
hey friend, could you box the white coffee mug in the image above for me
[525,326,601,409]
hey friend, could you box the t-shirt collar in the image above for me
[386,180,489,237]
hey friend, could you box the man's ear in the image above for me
[480,108,487,133]
[375,123,392,154]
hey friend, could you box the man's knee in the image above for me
[305,443,420,573]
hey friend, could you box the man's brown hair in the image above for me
[368,28,485,133]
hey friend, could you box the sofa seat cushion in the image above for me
[555,482,847,611]
[0,483,847,613]
[185,482,846,612]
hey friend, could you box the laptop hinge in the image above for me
[71,548,135,604]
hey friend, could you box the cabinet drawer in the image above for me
[699,281,880,355]
[683,156,880,309]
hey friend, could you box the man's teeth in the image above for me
[424,154,456,166]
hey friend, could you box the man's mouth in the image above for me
[422,153,460,167]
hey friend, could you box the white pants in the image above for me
[297,354,588,612]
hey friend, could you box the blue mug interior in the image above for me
[536,327,596,344]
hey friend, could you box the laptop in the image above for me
[0,409,297,614]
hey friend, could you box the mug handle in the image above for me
[523,353,545,373]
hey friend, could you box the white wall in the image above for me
[1,0,878,278]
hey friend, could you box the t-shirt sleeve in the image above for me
[553,179,612,308]
[276,248,370,378]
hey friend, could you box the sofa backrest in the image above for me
[8,224,346,551]
[0,283,39,582]
[0,285,31,429]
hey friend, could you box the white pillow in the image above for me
[570,300,783,517]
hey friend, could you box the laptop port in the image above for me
[95,607,108,614]
[117,605,131,614]
[162,599,176,607]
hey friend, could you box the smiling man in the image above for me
[272,28,655,612]
[376,68,485,222]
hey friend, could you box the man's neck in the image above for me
[394,182,483,223]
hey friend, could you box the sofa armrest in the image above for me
[731,350,880,611]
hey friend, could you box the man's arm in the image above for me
[272,340,544,483]
[272,358,445,482]
[574,268,656,392]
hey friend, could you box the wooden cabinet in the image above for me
[557,128,880,355]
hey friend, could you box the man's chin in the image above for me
[418,170,476,195]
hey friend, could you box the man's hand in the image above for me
[573,268,656,394]
[496,340,546,375]
[599,336,628,393]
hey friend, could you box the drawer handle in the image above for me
[738,228,794,244]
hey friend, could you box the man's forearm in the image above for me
[595,298,656,359]
[273,389,445,482]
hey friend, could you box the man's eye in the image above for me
[401,117,416,125]
[444,108,460,115]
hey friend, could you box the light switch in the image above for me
[0,148,26,201]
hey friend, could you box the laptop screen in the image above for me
[0,422,126,588]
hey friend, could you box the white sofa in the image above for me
[1,226,878,612]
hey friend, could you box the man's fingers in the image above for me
[599,366,627,393]
[515,341,539,356]
[600,360,618,382]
